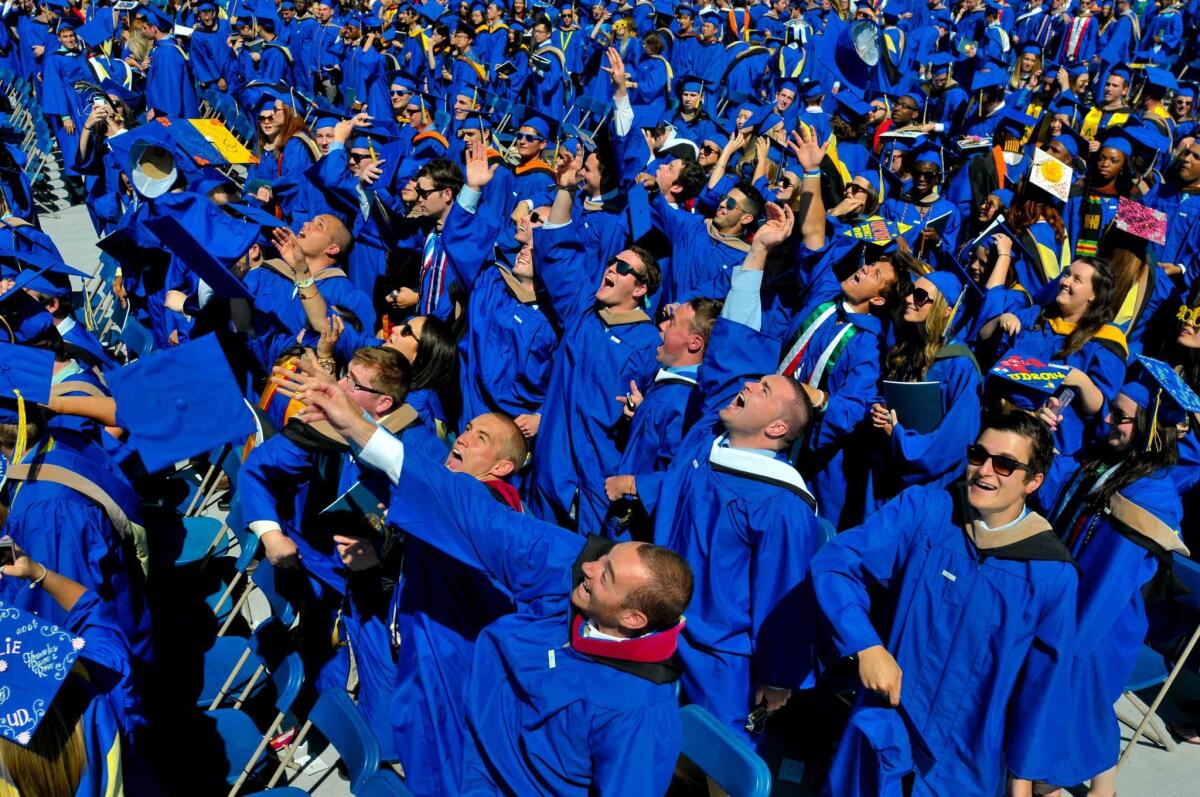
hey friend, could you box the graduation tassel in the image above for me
[1146,388,1163,453]
[11,388,27,465]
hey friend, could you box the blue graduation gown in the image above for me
[246,135,322,224]
[40,47,91,162]
[525,222,661,532]
[650,193,753,305]
[145,36,199,119]
[615,366,698,476]
[811,484,1078,795]
[190,21,234,87]
[636,320,825,745]
[374,432,682,797]
[1050,470,1185,784]
[1,437,151,682]
[442,192,557,423]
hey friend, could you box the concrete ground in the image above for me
[41,203,1200,795]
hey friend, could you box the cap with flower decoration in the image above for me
[0,602,88,747]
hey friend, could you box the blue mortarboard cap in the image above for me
[832,90,872,123]
[108,334,257,474]
[518,108,557,140]
[1018,42,1042,56]
[909,136,943,169]
[0,604,87,747]
[1123,355,1200,426]
[990,188,1014,207]
[1143,67,1178,93]
[141,192,256,300]
[99,77,140,108]
[1110,64,1133,83]
[970,69,1009,93]
[703,130,730,151]
[1050,126,1087,160]
[924,271,963,306]
[315,115,340,130]
[1177,82,1197,99]
[0,342,54,405]
[135,4,173,30]
[1098,124,1138,158]
[460,110,492,132]
[678,75,708,94]
[196,0,219,9]
[76,15,117,47]
[744,103,784,134]
[927,53,954,76]
[223,201,286,229]
[993,107,1036,137]
[415,0,443,20]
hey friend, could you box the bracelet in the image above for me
[803,169,822,178]
[996,253,1011,259]
[298,289,319,301]
[316,357,336,374]
[295,276,315,290]
[30,564,48,590]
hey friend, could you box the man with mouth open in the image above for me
[811,411,1078,797]
[292,376,695,797]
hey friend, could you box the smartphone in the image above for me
[93,95,109,109]
[0,536,15,568]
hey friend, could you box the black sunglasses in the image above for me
[700,144,719,155]
[349,152,369,163]
[965,444,1034,477]
[527,210,543,225]
[719,196,747,213]
[913,169,940,180]
[909,287,933,307]
[775,177,793,189]
[413,184,444,199]
[607,256,645,283]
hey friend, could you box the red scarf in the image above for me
[569,614,684,664]
[484,479,523,512]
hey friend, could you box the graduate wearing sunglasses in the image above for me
[522,151,663,533]
[1040,362,1196,796]
[813,412,1078,796]
[868,272,982,510]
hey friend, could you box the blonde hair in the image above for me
[885,289,951,381]
[0,677,89,796]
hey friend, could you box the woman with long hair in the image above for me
[74,89,137,235]
[944,232,1030,344]
[1008,184,1071,297]
[1042,365,1191,797]
[868,271,981,507]
[247,94,322,222]
[979,256,1128,494]
[492,20,530,103]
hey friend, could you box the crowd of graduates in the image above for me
[6,0,1200,795]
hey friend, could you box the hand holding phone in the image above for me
[0,535,16,568]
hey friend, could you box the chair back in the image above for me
[252,560,297,626]
[1172,552,1200,612]
[357,770,416,797]
[267,651,304,716]
[680,704,771,797]
[308,689,382,793]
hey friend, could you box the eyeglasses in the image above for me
[719,196,747,213]
[343,371,386,396]
[1178,304,1200,326]
[895,103,919,112]
[909,287,933,307]
[965,444,1034,477]
[607,256,645,283]
[514,132,545,143]
[1110,411,1136,426]
[413,184,444,199]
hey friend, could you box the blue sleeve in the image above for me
[442,187,503,290]
[386,427,586,607]
[891,357,981,486]
[810,487,926,657]
[65,589,132,690]
[532,221,594,329]
[239,435,314,529]
[696,318,784,425]
[308,146,363,220]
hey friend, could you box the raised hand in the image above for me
[753,202,795,252]
[465,139,497,190]
[788,126,829,172]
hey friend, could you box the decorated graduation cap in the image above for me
[108,334,257,474]
[1114,196,1168,246]
[842,216,913,244]
[1122,355,1200,431]
[0,603,88,747]
[1029,147,1074,203]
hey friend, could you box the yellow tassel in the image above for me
[12,388,27,465]
[1146,388,1162,453]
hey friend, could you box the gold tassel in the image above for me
[12,388,27,465]
[1146,387,1162,453]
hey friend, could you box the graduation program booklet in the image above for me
[495,61,517,77]
[883,381,943,434]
